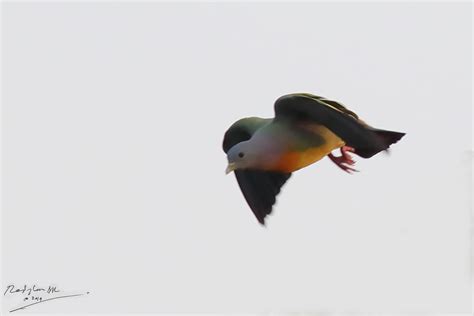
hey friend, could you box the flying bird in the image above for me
[222,93,405,225]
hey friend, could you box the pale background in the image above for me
[2,2,472,314]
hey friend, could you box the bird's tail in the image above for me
[354,128,406,158]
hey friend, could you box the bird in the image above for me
[222,93,405,225]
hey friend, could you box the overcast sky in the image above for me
[2,2,472,314]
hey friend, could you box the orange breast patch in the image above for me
[273,147,329,173]
[273,151,302,173]
[272,125,345,172]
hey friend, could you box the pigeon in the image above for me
[222,93,405,225]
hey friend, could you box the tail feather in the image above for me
[375,129,405,146]
[354,129,405,158]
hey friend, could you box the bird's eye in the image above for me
[238,152,244,158]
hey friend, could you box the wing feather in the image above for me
[274,93,388,158]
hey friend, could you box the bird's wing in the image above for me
[222,118,292,225]
[295,93,360,119]
[274,93,394,158]
[233,170,291,225]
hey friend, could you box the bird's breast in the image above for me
[272,124,345,172]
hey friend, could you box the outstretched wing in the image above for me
[222,118,292,225]
[274,93,396,158]
[233,170,291,225]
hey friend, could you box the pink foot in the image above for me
[328,146,359,174]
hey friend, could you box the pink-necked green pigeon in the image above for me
[222,93,405,225]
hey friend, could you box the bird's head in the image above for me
[225,141,260,174]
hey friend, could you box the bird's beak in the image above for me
[225,162,237,175]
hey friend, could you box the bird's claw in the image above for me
[328,146,359,174]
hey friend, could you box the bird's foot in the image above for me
[328,146,358,174]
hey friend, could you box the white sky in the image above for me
[2,2,472,314]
